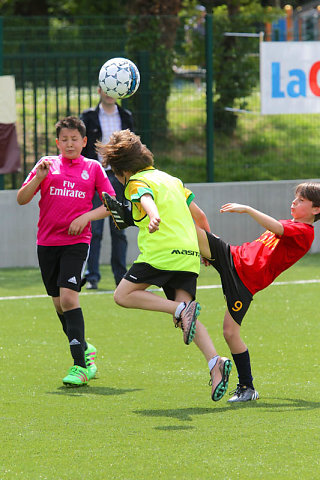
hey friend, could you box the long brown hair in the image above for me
[96,129,154,176]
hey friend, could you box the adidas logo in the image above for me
[111,211,125,223]
[70,338,81,346]
[68,276,77,284]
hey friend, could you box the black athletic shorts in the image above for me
[124,262,198,301]
[37,243,89,297]
[205,232,253,325]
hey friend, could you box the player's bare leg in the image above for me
[114,278,179,314]
[194,225,211,259]
[223,309,247,354]
[174,290,231,401]
[115,280,199,345]
[194,319,232,402]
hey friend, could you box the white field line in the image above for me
[1,278,320,301]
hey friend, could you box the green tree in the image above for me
[183,1,278,133]
[125,0,183,145]
[0,0,280,137]
[0,0,128,15]
[0,0,50,15]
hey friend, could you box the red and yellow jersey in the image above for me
[231,219,314,295]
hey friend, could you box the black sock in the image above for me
[231,350,254,389]
[64,308,86,368]
[57,311,88,350]
[57,312,68,337]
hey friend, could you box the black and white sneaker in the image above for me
[228,384,259,403]
[102,192,134,230]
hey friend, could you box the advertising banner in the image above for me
[0,76,20,174]
[260,41,320,114]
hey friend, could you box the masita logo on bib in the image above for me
[81,170,89,180]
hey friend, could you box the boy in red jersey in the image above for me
[196,182,320,402]
[17,116,115,387]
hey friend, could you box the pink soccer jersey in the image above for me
[22,154,115,246]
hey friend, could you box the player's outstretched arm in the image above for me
[194,225,212,259]
[189,201,210,232]
[140,193,160,233]
[220,203,284,236]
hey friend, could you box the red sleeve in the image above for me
[280,219,314,250]
[280,219,313,238]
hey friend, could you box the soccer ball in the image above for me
[98,57,140,99]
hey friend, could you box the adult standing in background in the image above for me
[81,88,134,289]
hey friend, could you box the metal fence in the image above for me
[1,13,320,189]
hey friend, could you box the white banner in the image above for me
[0,75,16,123]
[260,42,320,114]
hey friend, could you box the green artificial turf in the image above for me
[1,257,320,479]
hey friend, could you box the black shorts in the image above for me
[124,262,198,301]
[37,243,89,297]
[205,232,253,325]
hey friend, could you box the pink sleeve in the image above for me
[21,163,41,195]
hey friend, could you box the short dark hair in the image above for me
[295,182,320,222]
[55,116,86,138]
[96,129,154,176]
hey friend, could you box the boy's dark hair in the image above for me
[295,182,320,222]
[96,129,154,176]
[55,116,86,138]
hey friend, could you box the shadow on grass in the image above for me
[134,397,320,423]
[133,406,226,422]
[155,425,195,431]
[47,385,143,397]
[255,397,320,412]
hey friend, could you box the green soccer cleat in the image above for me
[85,343,97,380]
[63,365,89,387]
[209,357,232,402]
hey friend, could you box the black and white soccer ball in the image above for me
[98,57,140,99]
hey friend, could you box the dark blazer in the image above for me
[80,103,134,160]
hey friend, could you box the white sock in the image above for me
[174,302,186,319]
[208,355,219,372]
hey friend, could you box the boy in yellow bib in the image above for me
[98,129,232,402]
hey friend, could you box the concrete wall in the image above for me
[1,179,320,268]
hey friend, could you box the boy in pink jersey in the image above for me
[196,182,320,402]
[17,116,115,387]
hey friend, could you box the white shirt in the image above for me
[98,103,122,169]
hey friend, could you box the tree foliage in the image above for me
[182,1,278,133]
[125,0,183,143]
[0,0,283,136]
